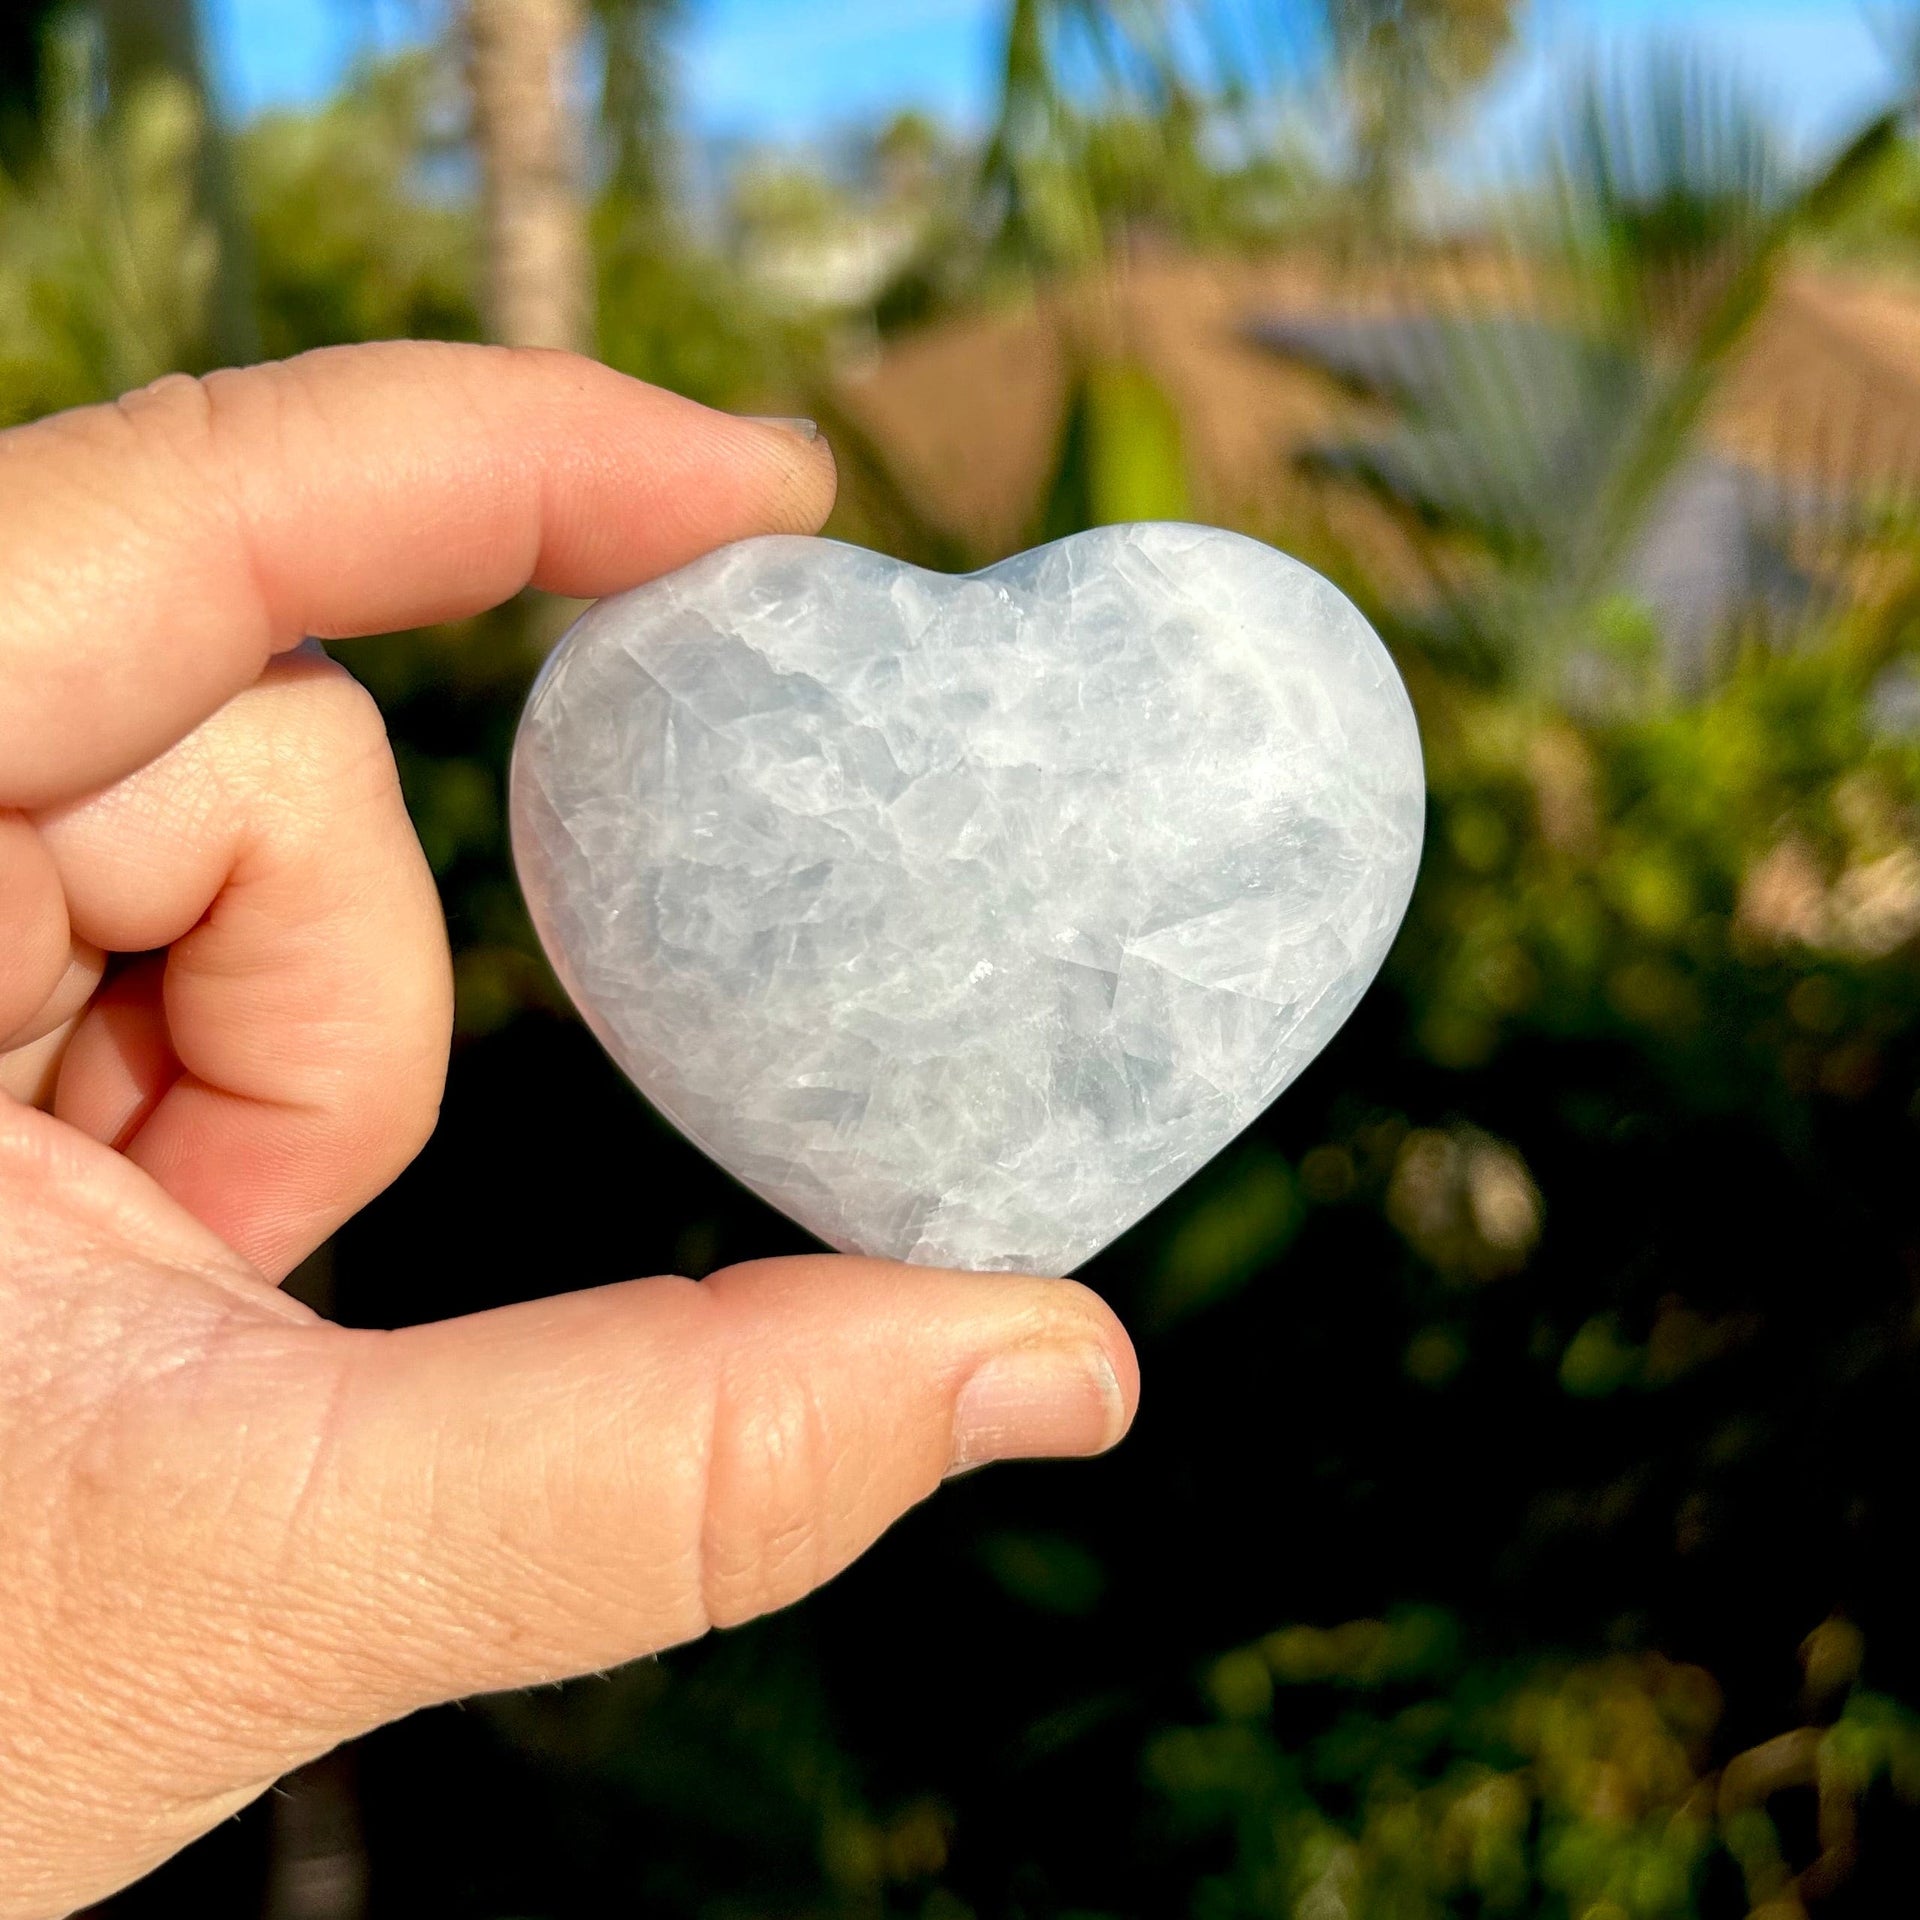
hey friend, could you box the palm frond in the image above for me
[1274,46,1906,693]
[977,0,1329,266]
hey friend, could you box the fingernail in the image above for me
[740,414,820,444]
[948,1345,1126,1475]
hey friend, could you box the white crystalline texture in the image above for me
[511,524,1425,1274]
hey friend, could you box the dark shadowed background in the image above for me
[10,1,1920,1914]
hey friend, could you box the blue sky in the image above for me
[203,0,1907,156]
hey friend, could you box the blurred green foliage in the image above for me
[10,3,1920,1916]
[1036,358,1192,543]
[242,52,477,356]
[1401,642,1920,1098]
[0,37,215,416]
[1154,1613,1920,1919]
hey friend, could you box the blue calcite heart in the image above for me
[511,525,1424,1274]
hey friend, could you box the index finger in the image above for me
[0,341,837,809]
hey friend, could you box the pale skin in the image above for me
[0,342,1138,1918]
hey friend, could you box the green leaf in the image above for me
[1036,357,1189,544]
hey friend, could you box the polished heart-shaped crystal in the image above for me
[511,524,1424,1274]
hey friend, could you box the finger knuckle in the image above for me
[107,371,251,522]
[112,368,217,442]
[699,1352,838,1628]
[97,366,288,626]
[256,661,397,813]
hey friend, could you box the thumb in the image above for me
[1,1112,1139,1917]
[273,1256,1136,1714]
[32,1245,1134,1872]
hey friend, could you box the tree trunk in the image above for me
[466,0,592,353]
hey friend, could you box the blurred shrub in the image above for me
[1401,633,1920,1100]
[241,51,477,355]
[0,32,214,419]
[1151,1612,1920,1920]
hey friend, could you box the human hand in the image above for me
[0,343,1136,1917]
